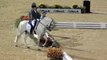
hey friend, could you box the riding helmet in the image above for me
[31,2,37,8]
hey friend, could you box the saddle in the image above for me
[20,16,39,34]
[21,16,30,20]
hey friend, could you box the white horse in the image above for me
[14,17,56,50]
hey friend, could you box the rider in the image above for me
[29,2,41,34]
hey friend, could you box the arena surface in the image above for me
[0,0,107,60]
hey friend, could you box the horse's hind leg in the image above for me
[24,32,30,48]
[14,32,22,47]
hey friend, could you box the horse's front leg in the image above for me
[24,32,30,48]
[44,33,57,48]
[42,32,50,47]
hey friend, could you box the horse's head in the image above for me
[42,17,56,31]
[47,18,56,31]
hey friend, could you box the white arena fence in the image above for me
[39,8,81,13]
[55,22,107,29]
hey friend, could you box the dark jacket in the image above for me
[29,9,41,20]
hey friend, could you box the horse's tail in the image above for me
[15,18,22,28]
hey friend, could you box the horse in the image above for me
[14,17,56,50]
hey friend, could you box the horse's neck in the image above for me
[40,17,50,26]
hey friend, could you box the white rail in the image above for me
[55,22,107,29]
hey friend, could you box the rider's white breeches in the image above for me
[31,19,35,26]
[26,19,35,33]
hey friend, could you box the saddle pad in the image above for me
[21,16,30,20]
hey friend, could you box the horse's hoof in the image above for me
[27,47,30,49]
[15,45,18,47]
[37,48,41,51]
